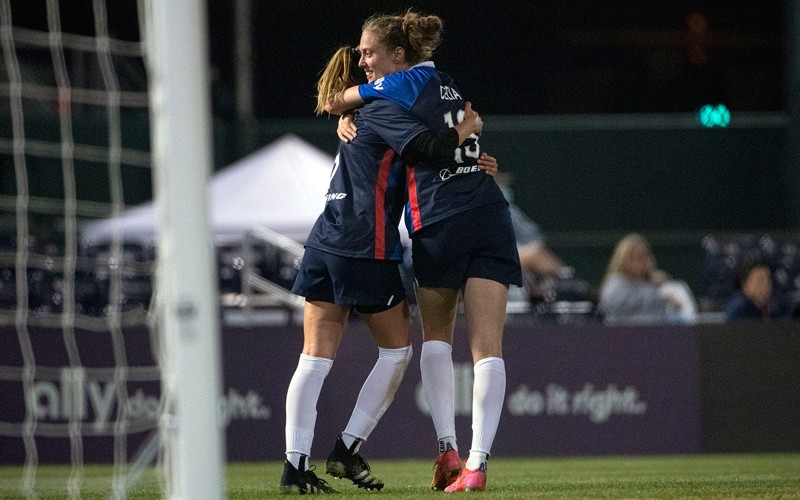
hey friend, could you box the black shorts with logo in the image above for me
[292,246,406,311]
[412,202,522,289]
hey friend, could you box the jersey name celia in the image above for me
[357,62,507,236]
[440,85,461,100]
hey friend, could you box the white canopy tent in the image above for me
[81,134,333,245]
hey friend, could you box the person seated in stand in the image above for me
[599,233,697,325]
[495,173,567,278]
[725,257,775,322]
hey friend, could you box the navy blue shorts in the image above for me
[292,247,406,310]
[412,202,522,289]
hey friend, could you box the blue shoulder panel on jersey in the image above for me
[357,64,436,111]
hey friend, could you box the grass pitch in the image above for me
[1,453,799,499]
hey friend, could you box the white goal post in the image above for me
[0,0,224,497]
[146,0,224,499]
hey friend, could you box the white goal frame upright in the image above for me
[145,1,224,499]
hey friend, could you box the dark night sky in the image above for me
[7,0,789,118]
[216,1,788,118]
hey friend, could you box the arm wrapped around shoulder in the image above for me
[402,128,459,165]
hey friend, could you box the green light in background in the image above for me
[698,104,731,128]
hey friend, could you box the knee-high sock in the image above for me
[342,345,413,450]
[285,354,333,468]
[467,357,506,470]
[420,340,457,451]
[467,358,506,470]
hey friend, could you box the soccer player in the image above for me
[322,10,523,493]
[281,46,495,494]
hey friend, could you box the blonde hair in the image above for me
[362,9,443,65]
[315,46,365,115]
[315,10,443,114]
[603,233,656,284]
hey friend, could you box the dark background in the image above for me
[3,0,798,295]
[219,0,788,118]
[7,0,789,117]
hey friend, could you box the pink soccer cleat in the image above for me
[430,448,462,491]
[443,463,487,493]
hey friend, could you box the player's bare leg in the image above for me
[447,277,509,492]
[416,286,458,345]
[361,300,411,349]
[462,278,507,362]
[301,300,349,359]
[326,301,412,491]
[282,300,348,494]
[415,286,462,489]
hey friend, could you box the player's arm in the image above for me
[401,102,497,176]
[403,128,458,164]
[353,97,497,174]
[339,100,481,146]
[326,69,420,115]
[404,129,498,176]
[403,102,482,163]
[323,86,364,116]
[337,113,359,143]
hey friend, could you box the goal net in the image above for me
[0,0,223,498]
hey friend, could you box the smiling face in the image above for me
[357,30,406,82]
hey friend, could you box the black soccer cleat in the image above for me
[325,435,384,491]
[280,458,337,494]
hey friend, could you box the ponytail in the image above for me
[315,46,365,115]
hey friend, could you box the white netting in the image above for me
[0,0,163,498]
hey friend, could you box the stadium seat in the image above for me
[698,234,800,315]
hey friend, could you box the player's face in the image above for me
[357,30,399,82]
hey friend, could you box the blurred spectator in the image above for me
[600,233,697,325]
[495,174,598,319]
[725,257,775,322]
[496,173,568,277]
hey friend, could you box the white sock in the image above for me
[466,451,488,471]
[341,433,360,454]
[285,354,333,470]
[466,357,505,470]
[342,345,412,452]
[420,340,457,453]
[438,436,458,454]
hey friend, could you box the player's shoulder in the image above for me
[376,62,436,91]
[359,62,440,109]
[391,61,436,79]
[435,68,456,86]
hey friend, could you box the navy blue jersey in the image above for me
[358,62,507,236]
[304,102,407,261]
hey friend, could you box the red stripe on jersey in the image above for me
[406,166,422,231]
[406,165,423,231]
[374,149,394,259]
